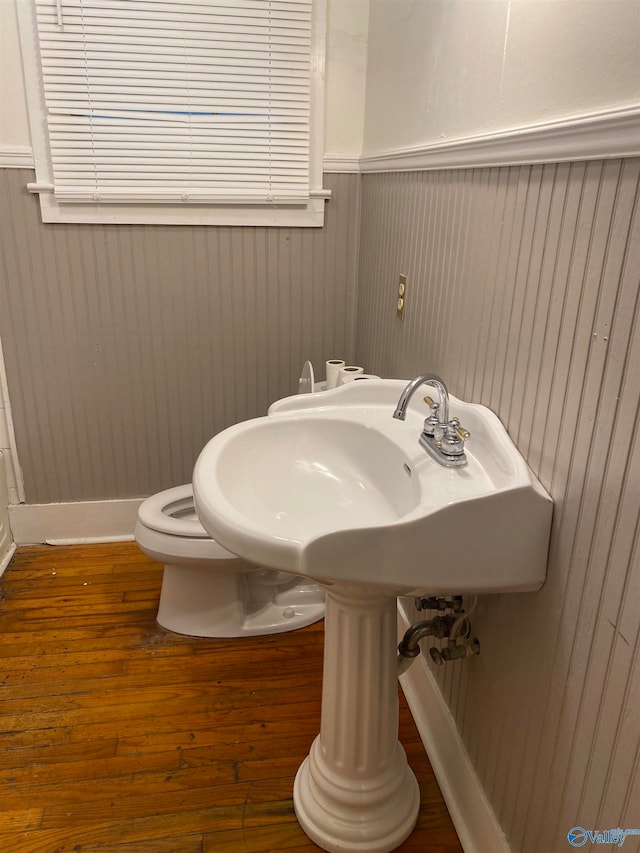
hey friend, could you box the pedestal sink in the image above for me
[193,379,552,852]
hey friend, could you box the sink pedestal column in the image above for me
[293,586,420,853]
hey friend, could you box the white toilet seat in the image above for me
[135,483,255,567]
[137,483,209,538]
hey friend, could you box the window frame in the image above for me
[17,0,328,226]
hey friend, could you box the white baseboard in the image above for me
[8,498,144,545]
[397,607,510,853]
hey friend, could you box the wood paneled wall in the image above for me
[0,171,360,503]
[356,160,640,852]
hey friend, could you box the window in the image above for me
[17,0,328,226]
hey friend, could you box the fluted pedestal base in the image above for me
[293,587,420,853]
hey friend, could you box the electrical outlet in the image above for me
[397,274,407,320]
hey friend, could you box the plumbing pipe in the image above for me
[397,615,457,676]
[448,594,478,642]
[430,638,481,665]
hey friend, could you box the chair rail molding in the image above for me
[2,147,363,175]
[360,103,640,173]
[0,145,34,168]
[4,105,639,174]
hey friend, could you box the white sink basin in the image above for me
[193,377,553,852]
[193,378,552,595]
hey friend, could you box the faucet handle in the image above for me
[422,398,441,437]
[439,418,470,455]
[439,417,468,459]
[424,398,469,445]
[446,417,470,441]
[453,419,470,441]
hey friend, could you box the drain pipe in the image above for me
[397,614,457,676]
[397,596,481,674]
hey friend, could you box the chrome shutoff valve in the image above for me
[429,638,480,666]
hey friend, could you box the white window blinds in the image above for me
[19,0,327,224]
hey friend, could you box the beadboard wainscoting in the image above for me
[356,160,640,853]
[0,170,360,506]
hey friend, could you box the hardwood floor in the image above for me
[0,543,462,853]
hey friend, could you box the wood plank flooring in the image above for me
[0,543,462,853]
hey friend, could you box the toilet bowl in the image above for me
[135,484,325,638]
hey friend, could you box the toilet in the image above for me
[135,483,325,638]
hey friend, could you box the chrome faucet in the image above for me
[393,374,469,467]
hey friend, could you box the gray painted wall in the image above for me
[0,170,360,503]
[356,160,640,852]
[2,155,639,852]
